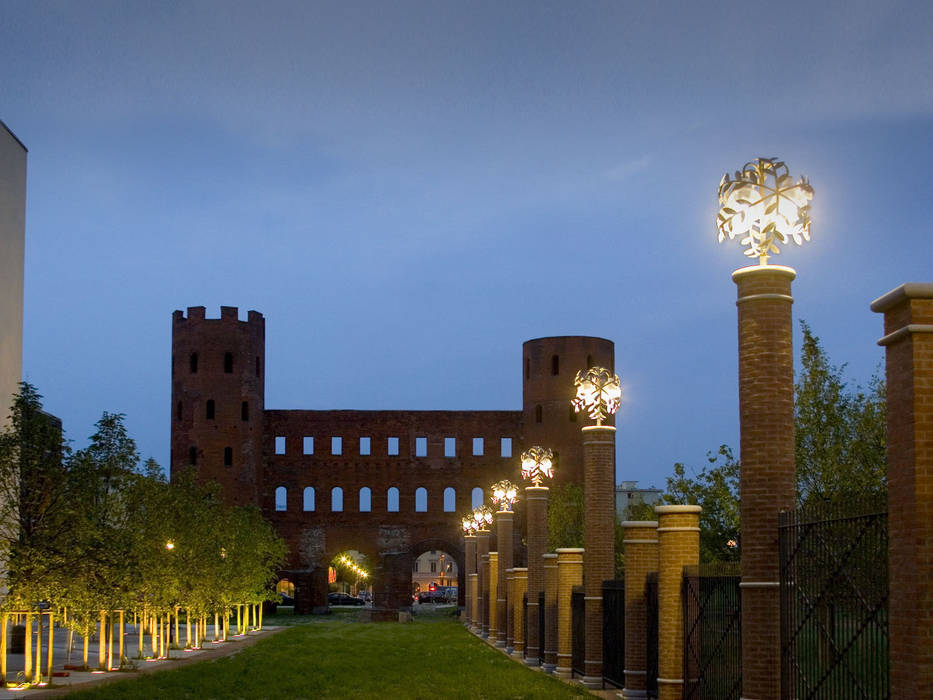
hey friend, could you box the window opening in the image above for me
[332,437,342,455]
[535,404,542,423]
[275,486,287,511]
[360,437,371,455]
[303,486,315,511]
[359,487,372,512]
[224,352,233,373]
[415,487,428,512]
[275,436,286,455]
[176,402,182,422]
[471,487,484,509]
[501,437,512,458]
[387,487,400,512]
[189,446,197,465]
[551,354,559,376]
[444,437,456,457]
[190,352,198,374]
[388,437,399,456]
[443,487,456,512]
[415,437,427,457]
[331,487,343,512]
[241,401,249,421]
[303,437,314,455]
[472,437,483,456]
[206,399,215,420]
[224,446,232,466]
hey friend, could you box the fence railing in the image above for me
[603,578,625,688]
[683,562,742,700]
[779,495,889,700]
[571,585,585,677]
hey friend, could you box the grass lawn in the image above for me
[62,607,597,699]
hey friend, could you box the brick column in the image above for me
[583,424,616,688]
[510,567,528,659]
[655,505,700,700]
[464,534,476,626]
[556,548,584,679]
[734,264,796,700]
[488,551,499,643]
[469,573,479,631]
[871,283,933,699]
[495,510,514,649]
[622,520,659,700]
[475,529,491,638]
[543,552,559,672]
[506,568,516,653]
[525,486,548,665]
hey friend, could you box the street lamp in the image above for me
[490,480,519,512]
[521,446,555,487]
[473,505,494,529]
[572,366,621,426]
[717,157,813,266]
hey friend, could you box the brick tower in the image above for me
[522,336,614,487]
[171,306,265,506]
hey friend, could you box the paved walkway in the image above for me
[0,623,286,697]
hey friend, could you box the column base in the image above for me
[555,666,573,680]
[620,689,648,699]
[523,656,539,666]
[506,645,514,654]
[494,640,506,648]
[581,675,604,689]
[510,649,524,659]
[542,662,556,673]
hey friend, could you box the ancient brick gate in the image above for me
[170,306,614,613]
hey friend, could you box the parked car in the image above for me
[328,592,365,606]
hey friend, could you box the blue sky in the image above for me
[2,1,931,487]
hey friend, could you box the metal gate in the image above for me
[603,578,625,688]
[683,563,741,700]
[779,496,888,699]
[571,585,585,677]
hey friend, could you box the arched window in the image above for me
[241,401,249,421]
[551,354,559,376]
[190,352,198,374]
[586,354,594,370]
[525,358,530,379]
[415,487,428,512]
[206,399,215,420]
[359,487,372,512]
[224,446,232,466]
[176,401,182,422]
[255,356,261,377]
[303,487,315,512]
[443,487,456,512]
[275,486,287,511]
[189,446,197,465]
[471,487,483,509]
[331,487,343,512]
[224,352,234,373]
[535,404,543,423]
[387,487,399,513]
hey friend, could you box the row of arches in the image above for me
[274,485,486,514]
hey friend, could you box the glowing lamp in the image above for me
[521,446,555,487]
[717,157,813,265]
[490,479,519,511]
[165,541,175,550]
[472,505,494,529]
[461,514,475,534]
[572,366,622,425]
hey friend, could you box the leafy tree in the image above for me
[795,321,886,506]
[0,383,72,606]
[547,483,584,551]
[660,445,740,563]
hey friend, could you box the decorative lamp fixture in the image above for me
[473,504,494,529]
[165,541,175,551]
[717,157,813,265]
[572,366,622,425]
[490,479,519,511]
[521,446,555,487]
[461,514,476,534]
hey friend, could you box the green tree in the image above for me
[661,445,740,563]
[795,321,886,506]
[0,383,72,606]
[546,483,583,551]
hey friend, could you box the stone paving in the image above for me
[0,623,285,697]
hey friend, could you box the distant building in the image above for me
[615,480,664,521]
[412,550,458,595]
[0,120,26,415]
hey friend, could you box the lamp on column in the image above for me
[521,446,555,667]
[490,480,519,512]
[521,446,555,487]
[489,480,518,647]
[572,366,621,426]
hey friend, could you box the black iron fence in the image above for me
[779,495,888,700]
[603,578,625,688]
[646,572,658,698]
[683,562,742,700]
[571,585,585,677]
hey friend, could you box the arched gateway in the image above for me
[171,306,613,613]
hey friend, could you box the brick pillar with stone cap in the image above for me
[495,510,514,648]
[655,505,700,700]
[622,520,659,699]
[525,486,548,665]
[510,567,529,658]
[733,264,796,700]
[543,552,559,672]
[871,282,933,699]
[555,548,584,679]
[464,534,476,627]
[475,529,491,638]
[488,552,499,643]
[582,424,616,688]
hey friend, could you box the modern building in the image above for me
[615,480,663,521]
[171,306,615,613]
[0,121,26,416]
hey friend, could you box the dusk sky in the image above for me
[2,1,931,488]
